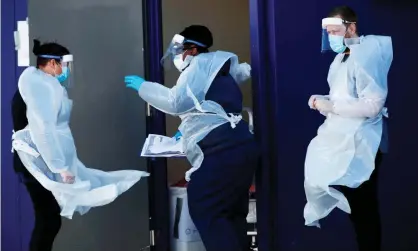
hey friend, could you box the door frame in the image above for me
[249,0,280,250]
[142,1,170,251]
[1,0,30,249]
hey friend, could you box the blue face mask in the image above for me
[56,66,70,83]
[328,35,347,54]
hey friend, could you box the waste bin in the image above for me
[169,181,257,251]
[169,181,206,251]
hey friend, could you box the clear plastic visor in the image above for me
[61,54,74,88]
[160,34,208,68]
[160,34,186,68]
[321,17,355,53]
[38,54,74,87]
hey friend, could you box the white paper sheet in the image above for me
[141,134,186,157]
[14,18,30,67]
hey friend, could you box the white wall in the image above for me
[162,0,251,184]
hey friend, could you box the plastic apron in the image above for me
[303,36,392,227]
[178,52,244,181]
[12,83,148,219]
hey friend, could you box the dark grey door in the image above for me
[28,1,150,250]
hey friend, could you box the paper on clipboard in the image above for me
[141,134,186,157]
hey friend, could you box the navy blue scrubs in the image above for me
[187,60,259,251]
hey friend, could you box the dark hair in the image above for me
[33,39,70,67]
[328,6,357,23]
[180,25,213,53]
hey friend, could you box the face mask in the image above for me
[173,51,193,72]
[173,54,184,71]
[56,66,70,83]
[328,35,347,54]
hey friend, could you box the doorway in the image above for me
[161,1,253,186]
[160,1,256,250]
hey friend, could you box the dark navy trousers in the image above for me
[187,139,259,251]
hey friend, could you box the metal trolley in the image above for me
[247,184,257,250]
[243,107,257,250]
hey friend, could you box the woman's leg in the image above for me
[24,180,62,251]
[187,141,258,251]
[341,151,383,251]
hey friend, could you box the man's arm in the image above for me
[333,66,387,118]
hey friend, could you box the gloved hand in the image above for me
[60,170,75,184]
[308,95,328,109]
[173,131,182,141]
[124,75,145,91]
[314,99,334,114]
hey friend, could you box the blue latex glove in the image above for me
[124,75,145,91]
[173,131,182,141]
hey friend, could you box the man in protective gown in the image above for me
[304,6,393,251]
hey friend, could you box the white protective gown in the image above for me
[12,67,149,219]
[304,35,393,227]
[137,51,251,181]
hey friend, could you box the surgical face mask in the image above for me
[173,54,184,71]
[56,66,70,83]
[328,35,347,54]
[173,51,193,72]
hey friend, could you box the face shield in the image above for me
[60,55,74,88]
[38,54,74,87]
[160,34,207,70]
[321,17,356,53]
